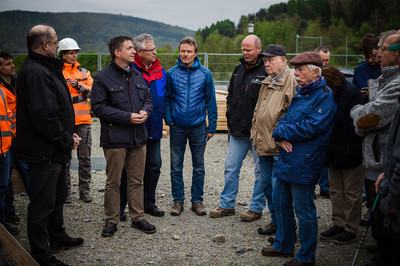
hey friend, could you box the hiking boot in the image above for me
[80,191,93,202]
[209,207,235,218]
[240,210,262,222]
[284,259,315,266]
[102,222,117,237]
[333,230,356,244]
[258,223,277,235]
[51,236,84,253]
[319,190,330,199]
[191,202,207,216]
[261,247,293,257]
[5,212,21,225]
[320,225,344,239]
[170,201,184,216]
[132,219,156,234]
[4,223,19,235]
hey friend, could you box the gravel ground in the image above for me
[5,119,376,265]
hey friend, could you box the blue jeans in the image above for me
[170,122,206,203]
[0,151,11,225]
[220,136,261,210]
[273,178,318,264]
[5,142,31,214]
[249,155,277,223]
[318,166,329,193]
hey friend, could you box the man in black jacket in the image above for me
[16,24,82,266]
[91,36,155,237]
[210,35,268,223]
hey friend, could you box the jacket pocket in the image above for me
[109,86,128,105]
[107,124,131,145]
[136,83,148,102]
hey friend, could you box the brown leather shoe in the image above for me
[209,207,235,218]
[191,202,207,216]
[283,259,315,266]
[261,247,293,257]
[240,210,262,222]
[170,201,184,216]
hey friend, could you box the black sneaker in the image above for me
[5,212,21,224]
[51,236,84,253]
[102,222,117,237]
[320,225,344,239]
[4,223,19,235]
[131,219,156,234]
[41,256,69,266]
[333,230,356,244]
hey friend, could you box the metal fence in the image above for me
[12,52,364,86]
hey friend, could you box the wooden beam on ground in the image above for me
[0,223,38,266]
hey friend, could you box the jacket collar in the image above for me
[262,65,291,88]
[177,56,201,69]
[63,61,81,71]
[110,60,134,76]
[0,75,16,94]
[28,50,63,72]
[381,65,400,80]
[239,56,263,69]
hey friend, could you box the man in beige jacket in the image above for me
[250,44,297,236]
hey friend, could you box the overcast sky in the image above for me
[1,0,284,31]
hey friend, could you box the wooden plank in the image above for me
[0,224,39,266]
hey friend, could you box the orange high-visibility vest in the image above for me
[1,82,16,134]
[0,86,12,154]
[62,61,93,125]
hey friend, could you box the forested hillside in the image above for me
[195,0,400,54]
[0,11,194,53]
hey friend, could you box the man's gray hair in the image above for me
[306,64,322,76]
[132,33,154,51]
[315,46,329,53]
[380,30,397,44]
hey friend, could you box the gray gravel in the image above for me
[8,119,376,265]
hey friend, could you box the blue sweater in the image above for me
[353,61,382,90]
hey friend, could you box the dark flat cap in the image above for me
[260,44,286,57]
[289,51,323,67]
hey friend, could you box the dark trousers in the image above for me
[6,142,31,216]
[28,163,69,263]
[380,226,400,266]
[120,139,162,211]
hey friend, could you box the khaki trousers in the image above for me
[103,146,146,223]
[329,163,365,234]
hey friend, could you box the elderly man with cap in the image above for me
[262,52,336,266]
[250,44,297,236]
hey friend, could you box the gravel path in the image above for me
[7,119,376,265]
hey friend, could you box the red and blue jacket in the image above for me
[133,56,166,140]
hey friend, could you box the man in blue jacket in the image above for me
[164,37,217,216]
[262,52,336,266]
[91,36,155,237]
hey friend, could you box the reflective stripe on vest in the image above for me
[0,88,12,154]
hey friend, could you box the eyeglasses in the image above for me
[378,45,389,52]
[143,47,157,52]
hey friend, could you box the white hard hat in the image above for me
[57,38,81,54]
